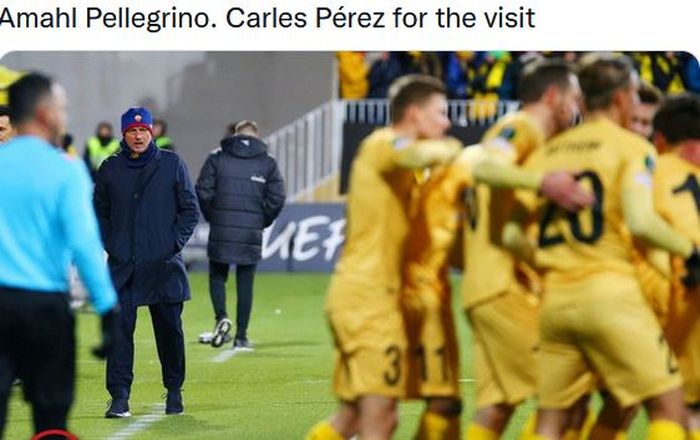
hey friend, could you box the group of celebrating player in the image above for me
[305,52,700,440]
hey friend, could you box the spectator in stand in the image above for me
[153,118,175,151]
[337,52,369,99]
[630,80,664,141]
[470,51,514,119]
[406,51,443,80]
[368,52,403,98]
[633,51,686,94]
[443,52,471,99]
[196,120,286,350]
[678,52,700,93]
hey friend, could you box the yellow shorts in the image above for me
[466,286,539,408]
[402,281,460,400]
[326,275,407,402]
[665,283,700,405]
[636,257,671,325]
[538,273,681,409]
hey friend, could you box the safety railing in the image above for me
[265,99,520,201]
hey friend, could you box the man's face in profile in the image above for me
[0,116,12,143]
[629,102,658,140]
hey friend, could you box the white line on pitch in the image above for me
[211,348,241,363]
[459,378,475,383]
[105,403,165,440]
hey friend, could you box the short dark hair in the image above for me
[638,80,663,105]
[235,120,259,135]
[8,72,54,125]
[653,93,700,144]
[519,58,575,105]
[578,54,635,111]
[96,121,112,133]
[389,74,446,124]
[154,118,168,134]
[0,105,9,118]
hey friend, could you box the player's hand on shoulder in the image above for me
[540,171,595,212]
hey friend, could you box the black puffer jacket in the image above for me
[196,135,285,265]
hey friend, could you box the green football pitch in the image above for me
[4,273,648,439]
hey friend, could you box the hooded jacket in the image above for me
[196,135,286,265]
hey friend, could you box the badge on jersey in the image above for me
[497,127,517,141]
[644,155,656,173]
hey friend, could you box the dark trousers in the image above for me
[208,261,256,339]
[0,288,74,439]
[106,302,185,399]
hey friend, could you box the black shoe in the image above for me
[233,337,254,351]
[105,397,131,418]
[211,318,233,348]
[165,389,184,415]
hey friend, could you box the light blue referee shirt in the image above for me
[0,135,117,314]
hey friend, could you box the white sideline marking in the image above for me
[105,404,165,440]
[211,348,241,363]
[458,378,475,383]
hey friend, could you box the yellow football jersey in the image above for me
[655,152,700,294]
[403,148,479,294]
[462,111,546,309]
[330,127,418,295]
[522,117,657,284]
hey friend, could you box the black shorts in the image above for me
[0,287,75,408]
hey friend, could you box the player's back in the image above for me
[656,152,700,296]
[525,117,656,284]
[403,147,477,294]
[332,127,416,293]
[655,152,700,244]
[463,111,545,308]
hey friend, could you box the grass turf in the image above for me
[4,273,648,439]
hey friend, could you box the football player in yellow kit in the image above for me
[398,58,592,440]
[506,54,700,440]
[651,93,700,439]
[304,75,462,440]
[461,59,593,440]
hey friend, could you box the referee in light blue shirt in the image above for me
[0,73,119,439]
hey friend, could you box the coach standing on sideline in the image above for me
[0,73,118,438]
[196,121,285,350]
[94,107,199,418]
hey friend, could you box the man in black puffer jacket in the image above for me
[196,121,285,350]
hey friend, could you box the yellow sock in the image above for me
[647,419,685,440]
[517,412,536,440]
[578,409,596,440]
[416,411,459,440]
[690,430,700,440]
[305,421,344,440]
[463,423,496,440]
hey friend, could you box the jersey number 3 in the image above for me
[539,171,605,248]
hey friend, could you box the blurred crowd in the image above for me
[337,51,700,101]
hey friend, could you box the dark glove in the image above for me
[92,306,119,359]
[683,246,700,288]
